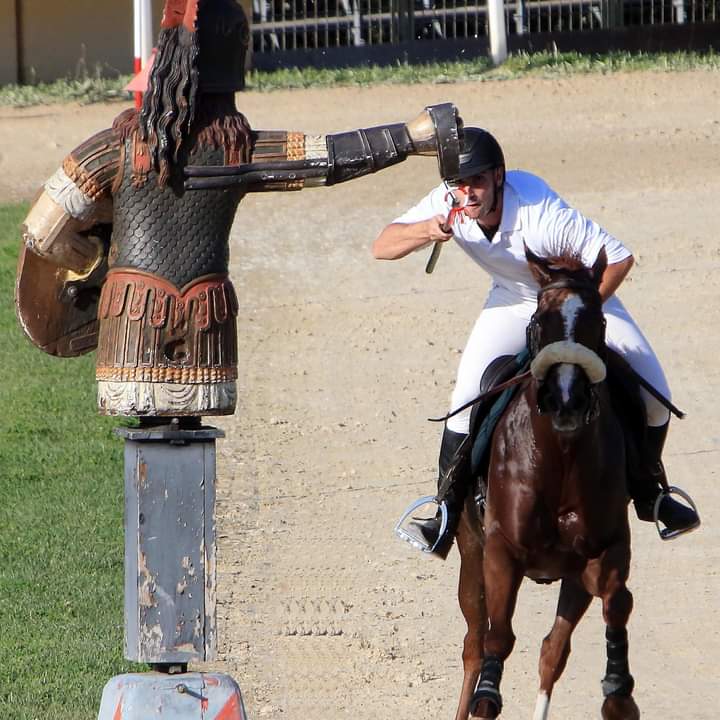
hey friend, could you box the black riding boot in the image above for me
[632,422,700,536]
[410,427,470,559]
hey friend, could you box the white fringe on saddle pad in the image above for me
[530,341,606,384]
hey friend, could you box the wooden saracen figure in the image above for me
[16,0,461,422]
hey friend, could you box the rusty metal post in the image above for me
[117,424,223,666]
[97,423,248,719]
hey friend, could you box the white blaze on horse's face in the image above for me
[556,363,576,405]
[560,294,585,340]
[557,294,585,404]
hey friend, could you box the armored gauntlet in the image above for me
[327,103,461,184]
[184,103,461,191]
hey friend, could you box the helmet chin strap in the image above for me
[475,180,502,230]
[488,183,499,213]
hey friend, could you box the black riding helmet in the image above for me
[457,127,505,179]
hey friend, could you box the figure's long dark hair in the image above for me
[130,24,253,186]
[139,25,199,185]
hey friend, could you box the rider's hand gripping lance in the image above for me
[425,182,467,274]
[425,183,461,274]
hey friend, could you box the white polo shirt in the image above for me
[393,170,632,303]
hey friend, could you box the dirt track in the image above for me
[2,70,719,718]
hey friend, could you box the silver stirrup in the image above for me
[654,486,701,541]
[394,495,449,554]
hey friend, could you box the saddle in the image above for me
[444,349,649,520]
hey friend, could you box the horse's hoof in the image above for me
[470,707,499,719]
[601,695,640,720]
[469,695,501,719]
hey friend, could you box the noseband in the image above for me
[527,278,607,425]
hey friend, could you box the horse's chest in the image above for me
[522,509,613,580]
[556,510,607,557]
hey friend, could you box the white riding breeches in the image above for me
[446,292,671,434]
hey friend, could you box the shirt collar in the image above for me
[498,182,521,234]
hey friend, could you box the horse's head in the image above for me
[525,245,608,434]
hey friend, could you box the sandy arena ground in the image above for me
[2,70,719,718]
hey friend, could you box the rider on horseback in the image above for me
[373,127,700,558]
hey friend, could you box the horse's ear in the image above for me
[525,242,553,287]
[591,247,608,287]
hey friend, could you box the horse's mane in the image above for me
[541,245,595,286]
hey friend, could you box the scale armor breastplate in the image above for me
[111,141,243,288]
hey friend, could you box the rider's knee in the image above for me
[641,390,671,427]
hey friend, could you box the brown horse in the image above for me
[454,246,640,720]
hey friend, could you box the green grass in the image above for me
[1,49,718,106]
[0,205,143,719]
[0,77,132,107]
[245,48,720,90]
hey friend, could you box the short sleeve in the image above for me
[541,205,632,266]
[392,184,451,224]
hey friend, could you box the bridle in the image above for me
[429,278,608,426]
[431,276,683,427]
[527,278,607,425]
[527,278,606,360]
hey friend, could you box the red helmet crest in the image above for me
[161,0,199,31]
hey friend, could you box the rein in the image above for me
[428,357,683,424]
[428,370,532,423]
[429,276,684,424]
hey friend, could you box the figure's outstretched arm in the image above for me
[184,103,462,191]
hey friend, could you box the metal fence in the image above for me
[251,0,720,60]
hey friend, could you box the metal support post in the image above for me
[487,0,508,66]
[514,0,526,35]
[133,0,142,108]
[140,0,154,68]
[97,423,247,720]
[673,0,686,23]
[119,424,221,664]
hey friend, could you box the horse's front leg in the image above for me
[583,542,640,720]
[454,515,487,720]
[470,532,523,719]
[533,578,593,720]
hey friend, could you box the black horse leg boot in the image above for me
[411,427,470,559]
[632,422,700,538]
